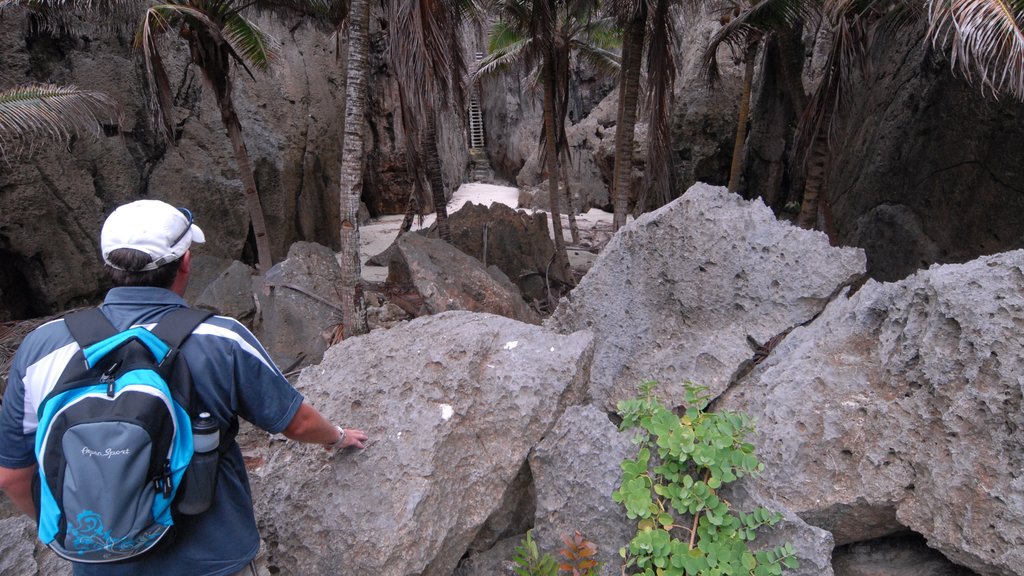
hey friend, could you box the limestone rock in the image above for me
[388,233,541,324]
[194,260,257,326]
[0,515,71,576]
[549,183,866,409]
[249,311,594,576]
[448,202,572,300]
[529,404,637,576]
[716,250,1024,575]
[254,242,344,371]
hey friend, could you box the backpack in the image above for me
[34,307,212,563]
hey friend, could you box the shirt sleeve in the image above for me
[0,359,37,468]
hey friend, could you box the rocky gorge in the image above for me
[2,2,1024,574]
[2,184,1021,576]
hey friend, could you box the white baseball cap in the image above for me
[101,200,205,271]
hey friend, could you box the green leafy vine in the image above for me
[612,381,799,576]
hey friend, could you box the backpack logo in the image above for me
[80,446,132,458]
[33,309,211,563]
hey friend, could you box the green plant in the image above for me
[612,381,799,576]
[513,530,559,576]
[558,531,601,576]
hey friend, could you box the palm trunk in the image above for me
[543,51,570,280]
[797,117,830,230]
[217,85,273,275]
[611,4,646,230]
[424,107,451,242]
[728,42,758,193]
[338,0,370,338]
[561,160,580,244]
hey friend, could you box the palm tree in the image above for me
[388,0,474,244]
[608,0,681,223]
[609,0,646,230]
[338,0,370,338]
[476,0,617,280]
[137,0,280,274]
[634,0,678,214]
[0,83,118,159]
[701,0,817,194]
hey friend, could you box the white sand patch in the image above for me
[359,182,616,282]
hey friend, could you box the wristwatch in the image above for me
[327,425,346,449]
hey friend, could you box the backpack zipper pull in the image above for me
[161,459,173,497]
[100,360,122,397]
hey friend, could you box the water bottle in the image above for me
[175,412,220,515]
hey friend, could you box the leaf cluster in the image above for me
[512,529,603,576]
[612,381,799,576]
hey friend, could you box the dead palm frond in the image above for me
[0,84,119,159]
[927,0,1024,99]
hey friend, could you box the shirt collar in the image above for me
[103,286,188,307]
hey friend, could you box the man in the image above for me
[0,199,367,576]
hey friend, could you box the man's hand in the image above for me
[324,427,368,451]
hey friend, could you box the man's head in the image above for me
[101,200,205,290]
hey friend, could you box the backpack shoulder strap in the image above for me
[63,308,118,347]
[151,308,213,350]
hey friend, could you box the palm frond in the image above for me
[473,37,539,80]
[928,0,1024,99]
[702,0,820,85]
[0,84,118,157]
[223,12,281,71]
[572,43,621,76]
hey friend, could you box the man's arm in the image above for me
[0,465,37,520]
[282,402,368,451]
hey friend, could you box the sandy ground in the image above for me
[359,182,617,282]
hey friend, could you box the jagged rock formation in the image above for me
[548,183,866,410]
[0,7,466,319]
[448,202,572,301]
[387,232,541,324]
[249,311,593,576]
[716,249,1024,576]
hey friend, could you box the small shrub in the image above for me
[612,380,799,576]
[512,530,602,576]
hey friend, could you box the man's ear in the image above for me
[170,250,192,296]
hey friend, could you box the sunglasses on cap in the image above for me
[169,207,194,248]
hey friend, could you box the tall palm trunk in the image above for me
[543,50,571,280]
[423,106,451,242]
[611,3,646,230]
[338,0,370,338]
[219,99,273,275]
[797,109,831,231]
[561,159,580,244]
[728,41,758,193]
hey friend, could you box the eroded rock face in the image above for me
[548,183,866,409]
[388,232,541,324]
[249,311,593,576]
[254,242,345,371]
[448,202,571,300]
[529,405,636,576]
[716,250,1024,576]
[0,7,465,319]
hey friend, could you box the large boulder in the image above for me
[249,311,594,576]
[388,232,541,324]
[548,183,866,409]
[528,404,637,576]
[254,242,345,371]
[0,516,69,576]
[194,260,258,326]
[716,250,1024,575]
[448,202,572,300]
